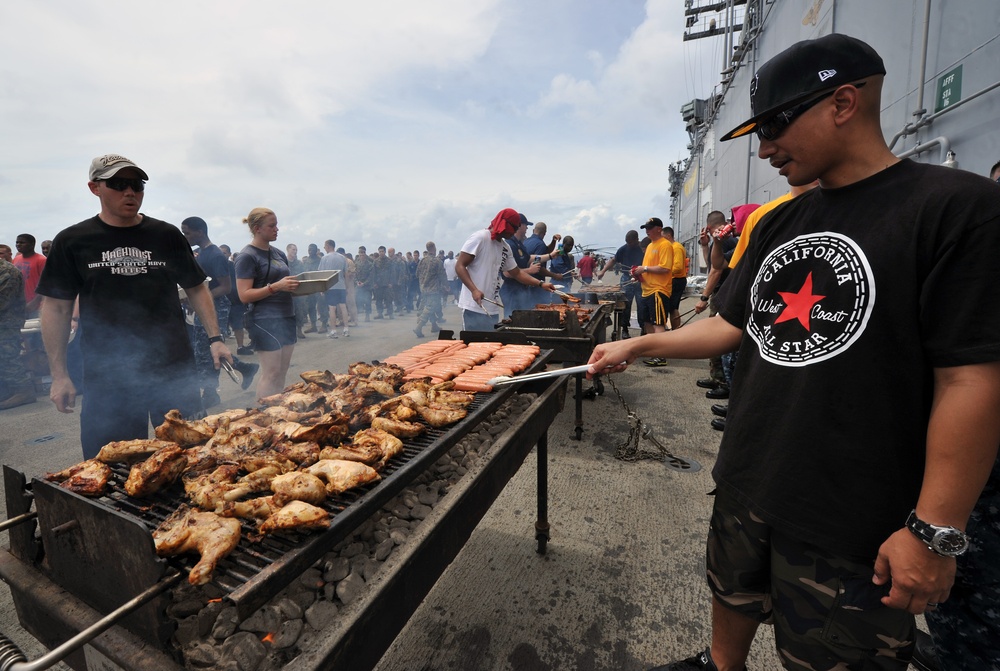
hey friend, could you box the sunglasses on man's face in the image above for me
[756,82,867,142]
[102,177,145,192]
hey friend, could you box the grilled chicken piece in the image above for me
[44,459,112,497]
[154,409,215,447]
[371,416,424,439]
[390,403,419,421]
[399,378,433,393]
[271,413,349,445]
[260,501,330,534]
[348,362,376,376]
[271,440,321,467]
[318,444,383,466]
[305,459,381,495]
[186,420,276,471]
[428,389,475,407]
[416,403,468,428]
[258,388,325,412]
[352,428,404,469]
[223,465,283,501]
[261,406,322,424]
[124,445,188,497]
[183,464,241,511]
[270,471,328,506]
[299,370,353,389]
[202,408,258,429]
[96,439,178,464]
[367,363,406,387]
[237,451,298,475]
[153,505,241,586]
[220,495,280,521]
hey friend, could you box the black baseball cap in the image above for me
[641,217,663,229]
[721,33,885,142]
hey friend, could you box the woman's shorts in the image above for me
[249,316,297,352]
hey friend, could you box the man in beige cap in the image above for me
[37,154,232,458]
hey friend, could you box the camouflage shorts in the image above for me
[706,491,914,670]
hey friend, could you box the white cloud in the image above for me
[0,0,717,257]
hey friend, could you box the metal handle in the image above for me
[489,364,595,386]
[0,571,183,671]
[0,513,36,533]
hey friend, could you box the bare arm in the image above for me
[237,275,300,306]
[40,297,76,413]
[694,243,726,314]
[587,315,742,377]
[508,266,554,290]
[211,272,231,299]
[185,283,232,368]
[874,361,1000,613]
[454,251,482,305]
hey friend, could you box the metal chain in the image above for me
[607,375,679,463]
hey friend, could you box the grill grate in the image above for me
[67,352,551,617]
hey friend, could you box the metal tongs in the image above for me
[481,296,505,309]
[489,363,617,387]
[548,287,580,303]
[221,359,243,386]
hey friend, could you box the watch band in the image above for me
[208,335,225,345]
[700,295,710,301]
[905,510,969,557]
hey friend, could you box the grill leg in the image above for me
[535,430,549,554]
[573,373,584,440]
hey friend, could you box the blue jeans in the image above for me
[462,309,499,332]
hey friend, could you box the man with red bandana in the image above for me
[455,208,555,332]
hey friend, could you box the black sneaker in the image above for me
[643,357,668,367]
[649,648,745,671]
[234,361,259,390]
[236,346,255,356]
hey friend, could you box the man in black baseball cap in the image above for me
[721,33,885,142]
[589,33,1000,671]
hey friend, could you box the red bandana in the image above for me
[489,208,521,240]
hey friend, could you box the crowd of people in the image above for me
[3,155,658,421]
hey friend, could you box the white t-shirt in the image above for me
[443,257,457,281]
[457,229,516,316]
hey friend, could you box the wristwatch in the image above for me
[905,510,969,557]
[699,295,710,302]
[208,335,225,345]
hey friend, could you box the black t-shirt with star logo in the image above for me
[714,159,1000,560]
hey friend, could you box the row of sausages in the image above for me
[383,341,541,392]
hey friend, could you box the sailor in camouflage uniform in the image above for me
[353,246,373,322]
[412,242,448,338]
[372,246,394,319]
[0,257,34,409]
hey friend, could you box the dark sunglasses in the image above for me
[102,177,145,192]
[756,82,866,141]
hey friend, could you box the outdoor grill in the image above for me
[490,300,613,439]
[0,347,567,671]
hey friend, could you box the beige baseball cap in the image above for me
[89,154,149,181]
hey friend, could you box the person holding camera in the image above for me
[235,207,300,401]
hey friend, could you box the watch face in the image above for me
[932,529,969,556]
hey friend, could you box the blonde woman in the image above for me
[235,207,300,400]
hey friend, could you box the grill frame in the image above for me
[1,349,562,669]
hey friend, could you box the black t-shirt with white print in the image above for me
[715,159,1000,560]
[37,215,206,386]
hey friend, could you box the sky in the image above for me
[0,1,726,258]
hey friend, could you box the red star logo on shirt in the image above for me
[774,272,825,331]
